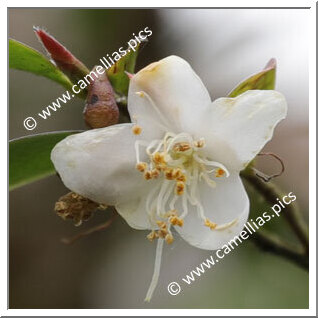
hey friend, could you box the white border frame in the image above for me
[3,0,316,316]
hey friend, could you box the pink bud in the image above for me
[34,27,89,81]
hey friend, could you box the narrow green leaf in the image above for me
[107,41,145,96]
[228,58,276,98]
[9,131,80,190]
[9,39,74,91]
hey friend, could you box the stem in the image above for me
[251,231,308,270]
[242,171,309,255]
[61,213,117,244]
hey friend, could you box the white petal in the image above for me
[115,193,155,230]
[175,174,249,250]
[51,124,147,206]
[201,90,287,172]
[128,55,212,139]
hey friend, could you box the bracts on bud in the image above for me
[83,66,119,128]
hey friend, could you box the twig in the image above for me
[253,152,285,182]
[242,171,309,255]
[61,212,117,245]
[251,231,308,270]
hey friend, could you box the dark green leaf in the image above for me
[9,39,74,91]
[228,58,276,98]
[9,131,80,190]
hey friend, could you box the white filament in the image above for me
[144,238,164,302]
[138,132,234,228]
[136,91,172,132]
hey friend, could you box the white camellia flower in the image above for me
[51,56,287,301]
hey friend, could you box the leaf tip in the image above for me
[264,58,277,71]
[124,71,134,79]
[34,27,73,63]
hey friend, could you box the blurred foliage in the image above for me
[10,31,143,99]
[229,58,276,98]
[9,131,79,190]
[243,180,298,243]
[107,41,144,96]
[9,30,144,191]
[9,39,73,91]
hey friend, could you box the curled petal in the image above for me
[202,90,287,172]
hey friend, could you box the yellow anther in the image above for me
[172,168,182,178]
[155,221,169,238]
[215,168,225,178]
[156,165,164,172]
[132,125,142,135]
[147,230,158,242]
[205,218,217,230]
[173,142,191,152]
[194,139,205,148]
[164,209,177,217]
[176,173,186,182]
[157,229,167,238]
[169,216,184,227]
[153,152,166,165]
[144,171,152,180]
[151,169,160,179]
[175,181,185,195]
[165,233,174,244]
[165,168,174,180]
[136,91,145,98]
[136,162,147,172]
[156,220,166,228]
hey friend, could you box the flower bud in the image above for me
[34,27,89,82]
[83,66,119,128]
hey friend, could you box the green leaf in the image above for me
[9,39,74,91]
[107,41,145,96]
[9,131,80,191]
[228,58,276,98]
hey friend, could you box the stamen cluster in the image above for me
[133,128,230,244]
[146,210,184,244]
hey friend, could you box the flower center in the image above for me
[132,90,239,302]
[134,129,232,244]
